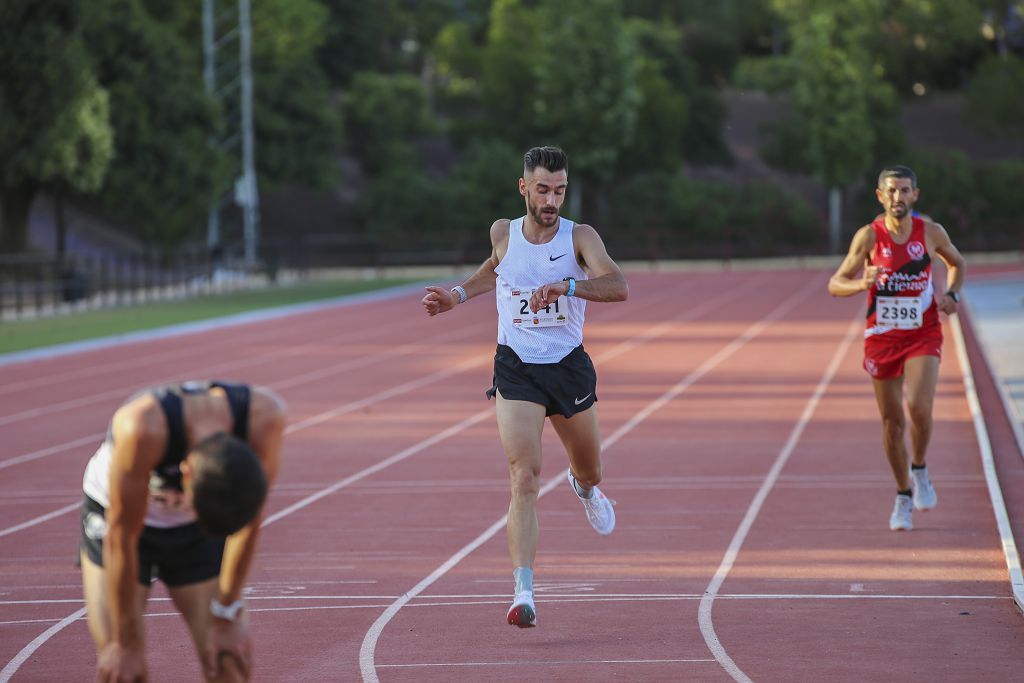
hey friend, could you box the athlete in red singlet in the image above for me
[828,165,965,532]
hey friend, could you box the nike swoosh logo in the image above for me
[549,253,567,261]
[574,393,592,405]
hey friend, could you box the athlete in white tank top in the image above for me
[495,216,587,363]
[421,145,629,629]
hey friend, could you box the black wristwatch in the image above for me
[945,291,959,303]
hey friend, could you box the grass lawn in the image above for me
[0,278,418,355]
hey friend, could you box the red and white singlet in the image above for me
[864,216,938,339]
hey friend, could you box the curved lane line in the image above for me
[0,274,768,679]
[697,315,859,682]
[359,284,816,682]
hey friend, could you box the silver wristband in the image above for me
[451,285,468,304]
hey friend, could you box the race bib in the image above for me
[876,296,923,329]
[508,287,569,327]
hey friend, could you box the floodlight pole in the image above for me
[202,0,260,265]
[238,0,259,264]
[202,0,220,251]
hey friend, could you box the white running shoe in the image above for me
[889,494,913,531]
[568,471,616,535]
[506,591,536,628]
[910,467,937,511]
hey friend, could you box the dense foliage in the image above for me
[1,0,1020,257]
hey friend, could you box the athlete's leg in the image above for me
[80,550,150,652]
[902,355,940,467]
[549,405,602,488]
[167,579,247,683]
[871,376,911,491]
[496,392,547,570]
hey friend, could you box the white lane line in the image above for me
[0,607,86,682]
[0,434,103,471]
[359,284,815,683]
[0,278,755,678]
[0,319,487,427]
[0,503,80,539]
[0,292,411,397]
[961,297,1024,462]
[2,592,1008,627]
[697,315,860,683]
[950,314,1024,615]
[265,405,495,527]
[0,281,427,368]
[0,344,487,537]
[377,659,716,669]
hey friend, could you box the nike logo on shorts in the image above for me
[549,253,567,261]
[574,393,592,405]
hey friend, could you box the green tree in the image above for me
[0,0,114,252]
[342,72,438,175]
[965,54,1024,139]
[250,0,342,189]
[772,0,901,251]
[82,0,228,248]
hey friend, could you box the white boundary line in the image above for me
[961,296,1024,462]
[0,608,86,682]
[950,314,1024,615]
[0,277,750,679]
[697,314,861,683]
[0,503,80,539]
[358,285,815,683]
[0,355,487,539]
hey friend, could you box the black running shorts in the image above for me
[485,344,598,418]
[79,494,225,587]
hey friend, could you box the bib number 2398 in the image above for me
[876,296,923,329]
[510,288,569,327]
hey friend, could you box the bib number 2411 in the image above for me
[510,288,569,327]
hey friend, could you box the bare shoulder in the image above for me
[110,394,167,467]
[490,219,510,245]
[923,217,951,242]
[571,223,607,251]
[249,386,287,432]
[853,223,875,245]
[490,219,511,261]
[572,222,600,239]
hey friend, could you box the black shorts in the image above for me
[485,344,598,418]
[79,494,225,587]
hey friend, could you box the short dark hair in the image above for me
[878,165,917,189]
[524,146,568,174]
[189,432,268,538]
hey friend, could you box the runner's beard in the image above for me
[889,203,909,218]
[528,199,559,227]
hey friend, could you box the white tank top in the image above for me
[494,216,587,363]
[83,440,197,528]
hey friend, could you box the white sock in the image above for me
[513,566,533,595]
[571,473,594,499]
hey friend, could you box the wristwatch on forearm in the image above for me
[945,290,959,303]
[210,598,244,621]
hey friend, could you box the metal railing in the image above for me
[0,251,262,320]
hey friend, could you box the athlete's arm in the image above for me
[204,387,287,679]
[530,224,628,310]
[926,221,966,315]
[422,219,509,316]
[98,399,166,682]
[828,225,878,297]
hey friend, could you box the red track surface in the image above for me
[1,269,1022,682]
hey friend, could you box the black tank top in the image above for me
[149,381,251,492]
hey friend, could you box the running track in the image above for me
[1,267,1022,682]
